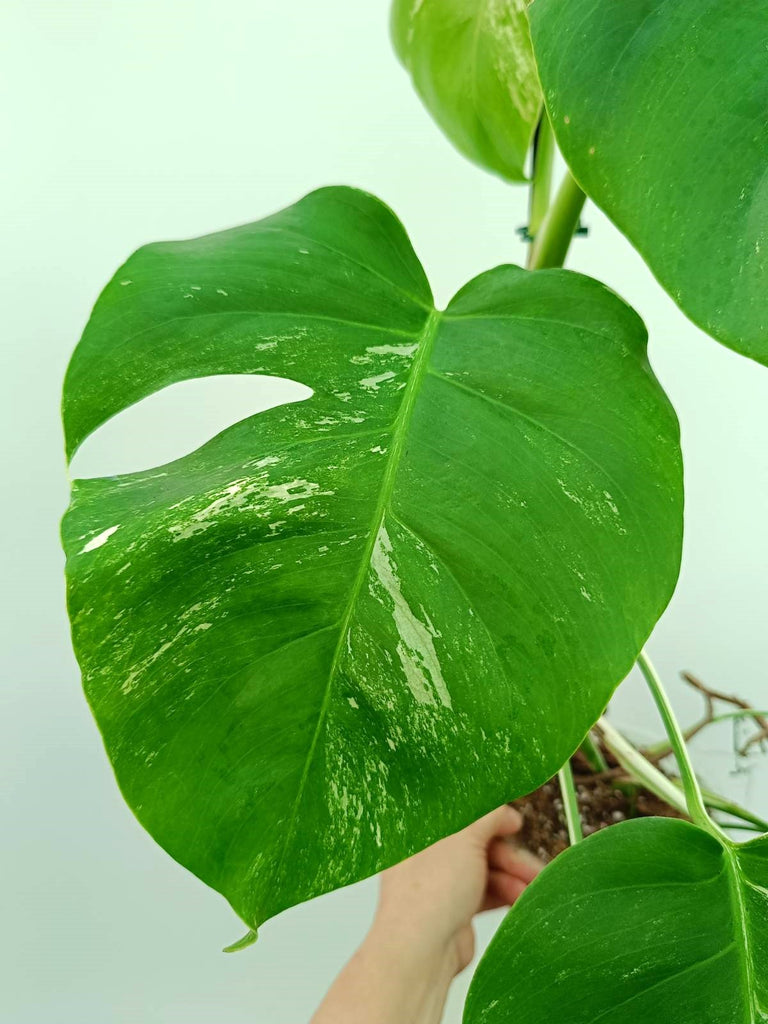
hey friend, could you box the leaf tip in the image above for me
[222,928,259,954]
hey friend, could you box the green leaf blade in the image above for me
[391,0,542,182]
[63,186,433,460]
[529,0,768,361]
[465,819,768,1023]
[62,187,683,930]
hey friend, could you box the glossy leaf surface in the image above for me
[62,186,682,931]
[529,0,768,362]
[465,818,768,1023]
[391,0,541,182]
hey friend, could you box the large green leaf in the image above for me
[528,0,768,362]
[465,818,768,1023]
[391,0,541,182]
[61,186,682,933]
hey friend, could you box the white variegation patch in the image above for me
[79,524,120,554]
[369,524,451,709]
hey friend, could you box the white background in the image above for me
[2,2,767,1022]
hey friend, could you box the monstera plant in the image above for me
[61,0,767,1018]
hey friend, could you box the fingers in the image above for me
[488,838,544,884]
[473,803,523,842]
[481,869,529,911]
[481,847,545,912]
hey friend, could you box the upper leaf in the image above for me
[391,0,542,182]
[528,0,768,362]
[465,818,768,1023]
[61,186,682,932]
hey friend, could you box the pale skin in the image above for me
[311,805,543,1024]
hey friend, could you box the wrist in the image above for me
[366,912,463,986]
[363,926,458,1024]
[310,920,458,1024]
[373,885,469,965]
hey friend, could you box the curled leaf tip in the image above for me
[223,928,258,953]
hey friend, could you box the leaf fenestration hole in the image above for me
[69,374,313,480]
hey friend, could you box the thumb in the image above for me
[472,803,522,843]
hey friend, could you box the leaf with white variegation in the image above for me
[465,818,768,1024]
[391,0,542,182]
[61,186,682,934]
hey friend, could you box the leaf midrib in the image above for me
[266,305,442,914]
[722,842,760,1023]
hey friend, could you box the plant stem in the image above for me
[645,670,768,759]
[558,761,583,844]
[528,113,556,241]
[595,717,767,834]
[693,786,768,834]
[710,709,768,725]
[527,169,587,270]
[645,705,768,760]
[580,730,609,773]
[595,717,689,816]
[637,651,725,837]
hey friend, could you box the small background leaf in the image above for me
[391,0,542,182]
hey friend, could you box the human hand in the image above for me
[372,804,543,978]
[312,806,543,1024]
